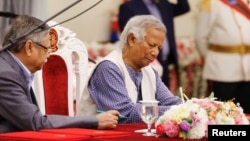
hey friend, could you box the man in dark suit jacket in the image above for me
[118,0,190,87]
[0,15,119,133]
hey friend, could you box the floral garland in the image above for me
[155,90,249,139]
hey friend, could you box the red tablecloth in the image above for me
[96,122,208,141]
[9,121,250,141]
[0,131,90,141]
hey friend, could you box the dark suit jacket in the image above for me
[0,50,98,133]
[118,0,190,68]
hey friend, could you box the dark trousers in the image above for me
[208,80,250,114]
[162,65,169,87]
[159,60,170,87]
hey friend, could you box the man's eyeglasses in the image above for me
[34,42,52,53]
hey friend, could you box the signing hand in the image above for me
[96,110,119,129]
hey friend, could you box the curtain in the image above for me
[0,0,46,45]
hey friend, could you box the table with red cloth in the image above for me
[99,122,208,141]
[0,122,208,141]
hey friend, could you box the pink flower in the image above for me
[190,111,200,127]
[234,114,243,124]
[207,119,216,125]
[164,120,180,137]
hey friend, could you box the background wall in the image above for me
[43,0,201,42]
[40,0,206,97]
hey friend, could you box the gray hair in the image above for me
[119,15,166,49]
[2,15,50,52]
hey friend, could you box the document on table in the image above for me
[134,129,156,133]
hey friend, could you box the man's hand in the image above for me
[96,110,119,129]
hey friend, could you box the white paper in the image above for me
[134,129,156,133]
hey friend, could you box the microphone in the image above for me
[1,0,83,51]
[0,11,18,18]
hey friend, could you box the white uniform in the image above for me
[195,0,250,82]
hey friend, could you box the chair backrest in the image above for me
[42,55,69,115]
[32,22,88,116]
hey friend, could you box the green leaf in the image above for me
[208,92,214,98]
[182,131,188,139]
[182,118,192,123]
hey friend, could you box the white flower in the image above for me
[186,101,208,139]
[215,113,235,124]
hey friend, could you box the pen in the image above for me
[96,110,127,119]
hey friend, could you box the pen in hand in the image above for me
[96,110,127,119]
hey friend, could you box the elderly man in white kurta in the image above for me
[195,0,250,113]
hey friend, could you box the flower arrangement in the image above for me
[155,99,208,139]
[155,89,249,139]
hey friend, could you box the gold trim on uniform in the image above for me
[199,0,211,12]
[209,44,250,54]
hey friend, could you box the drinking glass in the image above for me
[139,100,159,136]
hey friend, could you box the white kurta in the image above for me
[195,0,250,82]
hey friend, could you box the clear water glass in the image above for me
[139,100,159,136]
